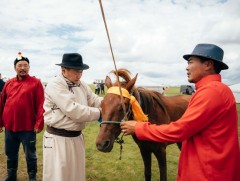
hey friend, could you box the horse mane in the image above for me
[110,68,136,89]
[137,88,168,117]
[110,68,131,82]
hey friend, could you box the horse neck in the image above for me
[132,88,141,104]
[133,87,171,124]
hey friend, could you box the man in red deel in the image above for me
[121,44,240,181]
[0,52,44,181]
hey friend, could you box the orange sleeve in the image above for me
[135,85,231,142]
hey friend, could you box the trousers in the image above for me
[5,130,37,165]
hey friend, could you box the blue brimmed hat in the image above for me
[56,53,89,70]
[183,43,228,70]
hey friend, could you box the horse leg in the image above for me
[153,146,167,181]
[140,148,152,181]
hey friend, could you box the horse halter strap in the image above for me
[100,86,131,125]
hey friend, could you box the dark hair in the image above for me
[14,57,29,66]
[199,57,221,74]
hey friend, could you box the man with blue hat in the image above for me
[120,44,240,181]
[42,53,103,181]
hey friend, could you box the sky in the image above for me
[0,0,239,86]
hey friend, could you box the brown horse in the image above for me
[96,69,191,181]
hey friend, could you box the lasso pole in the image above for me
[98,0,127,120]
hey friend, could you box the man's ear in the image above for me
[208,60,214,66]
[61,67,66,74]
[205,60,214,70]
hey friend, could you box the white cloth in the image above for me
[43,75,103,181]
[43,131,85,181]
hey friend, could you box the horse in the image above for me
[96,69,191,181]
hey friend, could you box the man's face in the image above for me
[186,56,210,83]
[14,61,30,79]
[62,67,83,84]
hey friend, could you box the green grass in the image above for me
[0,86,239,181]
[164,86,182,96]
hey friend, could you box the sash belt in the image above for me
[47,126,81,137]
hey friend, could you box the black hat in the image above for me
[56,53,89,70]
[14,52,29,66]
[183,43,228,70]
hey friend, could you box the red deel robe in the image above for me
[135,74,240,181]
[0,75,44,132]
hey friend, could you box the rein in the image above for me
[100,119,125,160]
[100,121,123,125]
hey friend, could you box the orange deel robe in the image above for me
[135,74,240,181]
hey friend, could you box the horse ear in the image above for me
[126,73,138,92]
[105,76,112,88]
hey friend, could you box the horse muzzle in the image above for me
[96,139,114,152]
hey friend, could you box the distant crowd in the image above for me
[93,81,105,95]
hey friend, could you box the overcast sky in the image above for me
[0,0,239,86]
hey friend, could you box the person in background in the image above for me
[97,82,101,95]
[94,81,99,94]
[100,81,105,94]
[0,52,45,181]
[42,53,103,181]
[120,44,240,181]
[0,73,5,93]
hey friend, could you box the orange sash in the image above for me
[107,87,148,122]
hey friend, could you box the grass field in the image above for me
[0,86,239,181]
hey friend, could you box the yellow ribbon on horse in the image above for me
[107,87,148,122]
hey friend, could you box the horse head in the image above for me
[96,69,138,152]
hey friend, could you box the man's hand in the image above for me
[34,128,42,134]
[120,121,137,136]
[0,127,3,133]
[98,108,102,123]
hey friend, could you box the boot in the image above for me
[27,161,37,181]
[2,160,18,181]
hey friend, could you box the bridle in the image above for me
[99,100,132,160]
[100,101,132,126]
[99,89,141,160]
